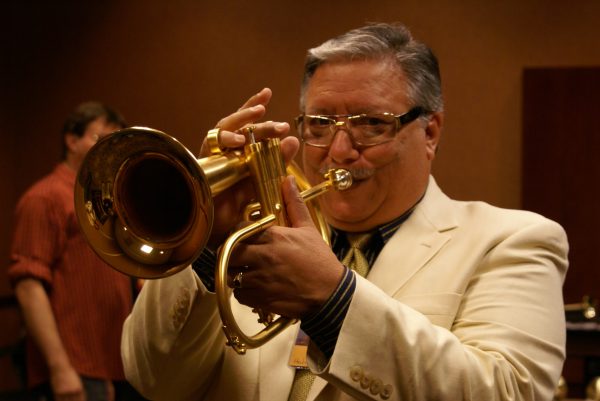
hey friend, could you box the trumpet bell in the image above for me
[75,125,353,354]
[75,127,214,278]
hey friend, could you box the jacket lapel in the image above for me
[260,177,458,401]
[307,376,328,400]
[367,176,458,296]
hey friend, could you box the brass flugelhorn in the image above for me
[74,126,352,354]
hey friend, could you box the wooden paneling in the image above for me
[523,67,600,304]
[523,67,600,399]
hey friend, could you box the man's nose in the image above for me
[328,128,360,163]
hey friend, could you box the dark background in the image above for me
[2,0,600,396]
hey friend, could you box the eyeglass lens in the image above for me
[298,108,423,147]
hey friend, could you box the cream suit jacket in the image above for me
[122,177,568,401]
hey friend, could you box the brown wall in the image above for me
[1,0,600,392]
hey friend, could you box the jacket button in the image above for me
[349,365,363,382]
[369,378,383,395]
[380,384,393,400]
[360,373,372,389]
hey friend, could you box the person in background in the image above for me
[8,102,145,401]
[122,23,568,401]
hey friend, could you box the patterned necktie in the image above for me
[341,232,373,278]
[287,232,373,401]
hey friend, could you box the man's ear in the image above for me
[425,111,443,160]
[64,132,79,154]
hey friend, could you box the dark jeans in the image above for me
[33,378,147,401]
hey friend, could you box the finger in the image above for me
[243,227,272,245]
[233,287,260,309]
[215,88,271,132]
[218,129,247,148]
[204,121,293,158]
[243,121,290,140]
[199,118,262,157]
[214,104,266,133]
[282,175,314,228]
[238,87,272,110]
[228,239,253,265]
[214,120,291,150]
[280,136,300,163]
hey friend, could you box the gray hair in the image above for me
[300,23,444,113]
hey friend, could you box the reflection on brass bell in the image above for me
[587,376,600,401]
[554,375,568,400]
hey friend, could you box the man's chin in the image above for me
[322,201,373,226]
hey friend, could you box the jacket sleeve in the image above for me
[309,216,568,401]
[121,266,225,401]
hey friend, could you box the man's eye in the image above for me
[354,116,388,126]
[308,117,332,127]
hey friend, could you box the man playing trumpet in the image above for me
[121,23,568,401]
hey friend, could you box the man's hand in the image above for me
[199,88,299,248]
[228,176,345,318]
[50,364,86,401]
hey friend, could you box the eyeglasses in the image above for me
[294,106,427,148]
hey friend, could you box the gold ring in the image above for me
[206,127,224,155]
[232,272,243,289]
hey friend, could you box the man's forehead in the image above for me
[84,118,121,138]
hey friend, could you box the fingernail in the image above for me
[275,122,288,131]
[289,175,298,191]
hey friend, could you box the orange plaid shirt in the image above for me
[8,163,134,387]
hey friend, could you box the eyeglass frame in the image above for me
[293,106,428,148]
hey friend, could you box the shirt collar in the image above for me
[330,192,424,247]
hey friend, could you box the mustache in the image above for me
[319,166,375,180]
